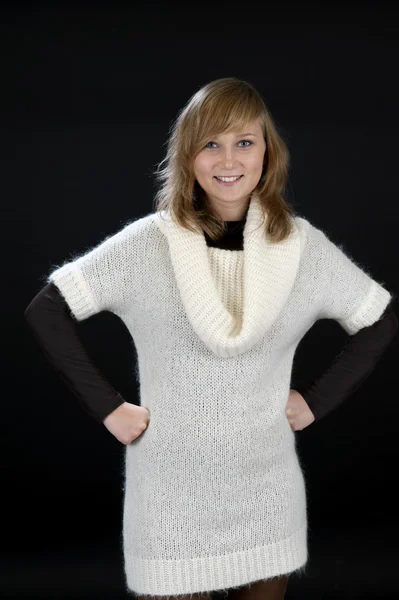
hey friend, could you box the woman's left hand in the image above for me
[286,389,315,431]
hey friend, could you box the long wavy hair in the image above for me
[152,77,295,243]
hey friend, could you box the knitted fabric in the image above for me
[47,193,392,596]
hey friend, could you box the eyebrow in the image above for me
[213,132,257,138]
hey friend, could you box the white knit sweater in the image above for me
[47,193,392,596]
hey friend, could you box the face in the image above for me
[193,117,266,219]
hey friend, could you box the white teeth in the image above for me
[216,176,241,182]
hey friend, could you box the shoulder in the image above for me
[115,211,159,239]
[55,211,163,273]
[292,214,317,259]
[292,213,320,239]
[94,211,162,253]
[292,213,336,259]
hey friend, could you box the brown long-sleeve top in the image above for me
[25,218,398,425]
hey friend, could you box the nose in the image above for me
[218,147,238,167]
[220,161,235,169]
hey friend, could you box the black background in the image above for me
[4,1,399,598]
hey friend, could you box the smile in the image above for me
[214,175,243,186]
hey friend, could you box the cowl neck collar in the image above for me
[154,193,301,357]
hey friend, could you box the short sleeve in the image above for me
[46,220,138,321]
[309,222,394,335]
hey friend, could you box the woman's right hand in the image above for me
[102,402,151,445]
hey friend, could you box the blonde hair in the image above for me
[152,77,295,243]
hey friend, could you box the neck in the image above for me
[216,201,251,222]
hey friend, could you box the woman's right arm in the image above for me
[24,281,127,425]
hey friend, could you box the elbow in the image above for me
[24,289,45,326]
[24,304,40,335]
[24,301,34,324]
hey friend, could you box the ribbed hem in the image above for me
[340,279,392,335]
[124,523,307,596]
[48,264,98,321]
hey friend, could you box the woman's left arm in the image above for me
[287,304,398,429]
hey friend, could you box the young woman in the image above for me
[25,77,397,600]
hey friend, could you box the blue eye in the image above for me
[205,140,253,149]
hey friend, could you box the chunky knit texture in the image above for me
[47,193,392,596]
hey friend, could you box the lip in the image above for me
[214,175,243,186]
